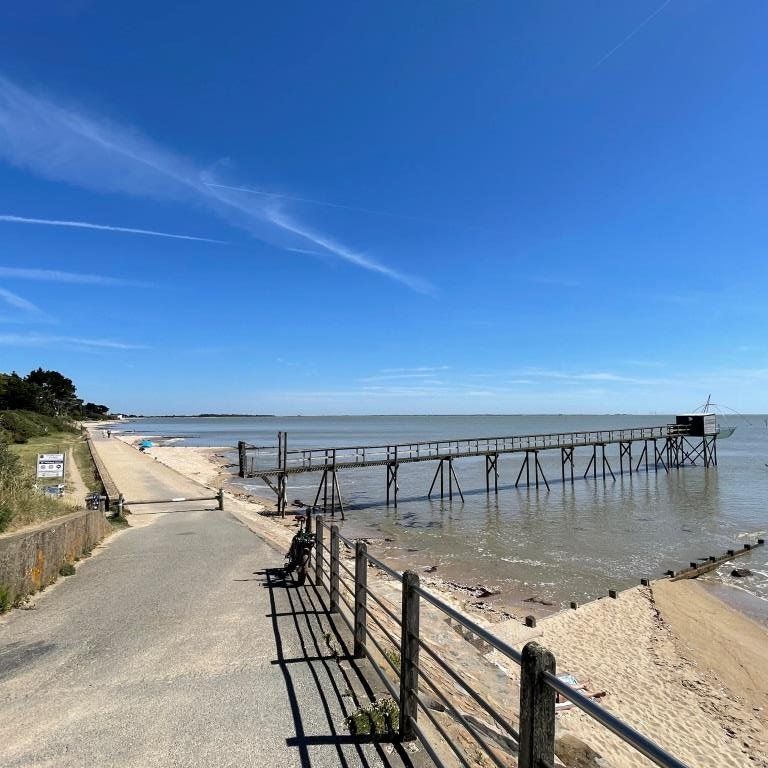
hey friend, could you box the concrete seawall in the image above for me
[86,435,120,508]
[0,508,110,606]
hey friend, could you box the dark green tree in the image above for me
[24,369,78,415]
[0,372,37,411]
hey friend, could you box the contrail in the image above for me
[0,214,226,243]
[206,182,494,233]
[205,182,397,216]
[0,332,147,349]
[265,206,434,294]
[594,0,673,69]
[0,75,432,291]
[0,266,146,286]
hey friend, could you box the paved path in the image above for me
[0,433,415,768]
[63,446,88,506]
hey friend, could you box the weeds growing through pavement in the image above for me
[383,645,401,669]
[346,698,400,738]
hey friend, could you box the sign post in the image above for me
[36,453,65,479]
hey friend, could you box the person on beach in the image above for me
[107,429,111,438]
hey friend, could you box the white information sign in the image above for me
[37,453,65,479]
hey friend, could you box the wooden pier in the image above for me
[238,422,721,517]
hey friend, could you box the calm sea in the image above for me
[119,415,768,621]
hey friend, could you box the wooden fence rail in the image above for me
[309,515,690,768]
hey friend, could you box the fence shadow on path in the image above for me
[259,566,419,768]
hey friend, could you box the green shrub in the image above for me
[59,563,76,576]
[0,410,74,443]
[346,698,400,738]
[383,646,401,669]
[0,502,12,533]
[0,585,10,613]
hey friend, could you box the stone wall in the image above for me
[0,508,110,606]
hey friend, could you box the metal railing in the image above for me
[243,424,688,474]
[118,489,225,515]
[307,514,690,768]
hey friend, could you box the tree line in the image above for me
[0,369,110,420]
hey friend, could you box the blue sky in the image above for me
[1,1,767,415]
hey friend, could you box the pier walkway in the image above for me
[0,433,414,768]
[239,423,718,516]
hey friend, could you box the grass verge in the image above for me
[1,430,102,534]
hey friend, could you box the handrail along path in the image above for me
[306,514,691,768]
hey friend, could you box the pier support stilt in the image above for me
[515,452,530,488]
[600,444,615,481]
[485,453,499,495]
[276,472,287,517]
[619,441,632,476]
[561,447,574,485]
[516,451,549,490]
[448,457,464,502]
[386,462,399,507]
[534,451,550,491]
[635,441,649,473]
[652,439,668,473]
[332,469,345,519]
[584,446,598,480]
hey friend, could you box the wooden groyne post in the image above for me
[670,539,764,581]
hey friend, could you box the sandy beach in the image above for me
[530,585,767,766]
[116,436,768,767]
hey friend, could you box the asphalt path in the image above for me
[0,435,414,767]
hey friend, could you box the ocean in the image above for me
[117,414,768,621]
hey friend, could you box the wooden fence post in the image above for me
[330,524,340,613]
[399,570,420,741]
[217,488,224,510]
[237,441,247,478]
[117,494,125,517]
[314,516,324,585]
[354,540,368,659]
[518,641,556,768]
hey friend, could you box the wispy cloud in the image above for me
[358,365,451,384]
[623,359,666,368]
[519,368,642,383]
[594,0,673,69]
[0,266,145,286]
[0,286,43,315]
[0,332,146,350]
[0,75,430,292]
[381,366,451,374]
[0,214,225,243]
[359,373,446,384]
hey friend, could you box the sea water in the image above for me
[119,414,768,619]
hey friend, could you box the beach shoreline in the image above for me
[113,432,768,766]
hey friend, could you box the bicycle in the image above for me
[284,513,315,585]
